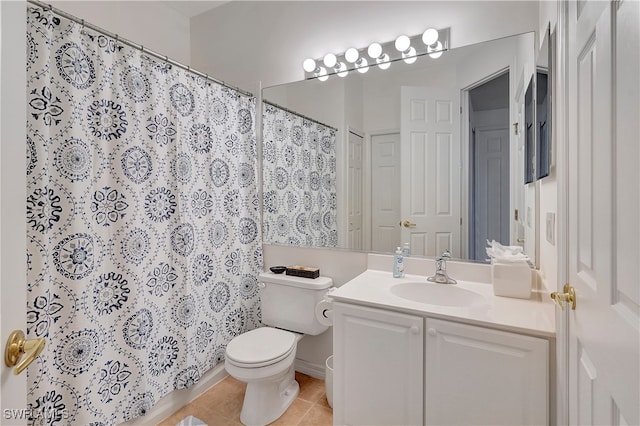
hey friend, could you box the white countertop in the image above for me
[330,269,556,338]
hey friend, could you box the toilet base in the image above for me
[239,363,299,426]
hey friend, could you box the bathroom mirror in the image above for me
[262,32,536,263]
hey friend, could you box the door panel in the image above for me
[567,1,639,424]
[0,1,28,421]
[370,133,401,252]
[472,127,509,260]
[348,131,363,250]
[401,87,460,257]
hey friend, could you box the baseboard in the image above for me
[121,358,325,425]
[295,358,326,380]
[121,363,228,425]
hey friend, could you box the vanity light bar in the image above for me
[302,27,449,81]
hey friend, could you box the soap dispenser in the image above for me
[393,247,405,278]
[402,242,411,257]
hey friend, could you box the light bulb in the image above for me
[367,42,382,58]
[336,62,349,78]
[355,57,369,73]
[303,58,317,73]
[345,47,359,63]
[428,41,444,59]
[376,53,391,70]
[402,46,417,64]
[323,53,337,68]
[422,28,439,46]
[395,35,411,52]
[317,66,329,81]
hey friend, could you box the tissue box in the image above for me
[286,265,320,279]
[491,261,531,299]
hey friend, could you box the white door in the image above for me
[1,1,28,423]
[370,132,401,253]
[400,87,460,257]
[472,127,510,260]
[347,130,364,250]
[566,1,639,424]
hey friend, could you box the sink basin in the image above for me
[391,282,487,307]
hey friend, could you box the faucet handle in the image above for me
[441,250,451,259]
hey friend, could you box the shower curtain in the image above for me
[25,7,262,424]
[262,103,337,247]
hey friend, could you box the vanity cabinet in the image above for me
[333,303,549,426]
[333,302,423,426]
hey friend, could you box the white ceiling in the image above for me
[163,1,229,18]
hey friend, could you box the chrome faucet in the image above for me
[427,250,457,284]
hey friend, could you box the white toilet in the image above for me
[225,271,333,426]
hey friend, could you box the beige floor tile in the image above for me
[295,373,326,404]
[298,404,333,425]
[269,398,313,426]
[316,393,332,409]
[159,372,329,426]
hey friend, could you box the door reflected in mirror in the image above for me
[262,32,537,263]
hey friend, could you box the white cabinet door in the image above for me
[424,318,548,425]
[333,302,423,426]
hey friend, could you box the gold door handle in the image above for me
[401,220,417,228]
[5,330,46,375]
[517,238,525,243]
[550,284,576,311]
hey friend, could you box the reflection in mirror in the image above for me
[262,32,536,262]
[262,102,338,247]
[524,76,535,184]
[536,26,552,180]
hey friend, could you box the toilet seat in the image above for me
[225,327,296,368]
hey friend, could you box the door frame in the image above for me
[554,0,569,423]
[461,67,510,259]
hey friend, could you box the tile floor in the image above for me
[158,372,332,426]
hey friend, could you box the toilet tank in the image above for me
[259,271,333,335]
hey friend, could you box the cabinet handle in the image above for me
[427,328,437,337]
[410,325,420,334]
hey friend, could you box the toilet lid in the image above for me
[225,327,296,367]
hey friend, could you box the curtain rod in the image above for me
[263,100,338,132]
[27,0,254,98]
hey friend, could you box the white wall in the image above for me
[537,2,558,293]
[51,1,191,63]
[191,0,540,91]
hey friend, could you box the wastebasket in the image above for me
[325,355,333,408]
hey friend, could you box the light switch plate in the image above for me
[546,212,555,245]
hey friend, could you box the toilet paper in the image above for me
[315,300,333,326]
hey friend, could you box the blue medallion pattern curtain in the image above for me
[262,104,337,247]
[25,7,262,425]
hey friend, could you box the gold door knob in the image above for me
[550,284,576,310]
[401,220,417,228]
[4,330,45,375]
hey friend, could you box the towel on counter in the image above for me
[176,416,208,426]
[485,240,530,263]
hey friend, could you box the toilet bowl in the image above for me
[225,327,302,426]
[224,272,333,426]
